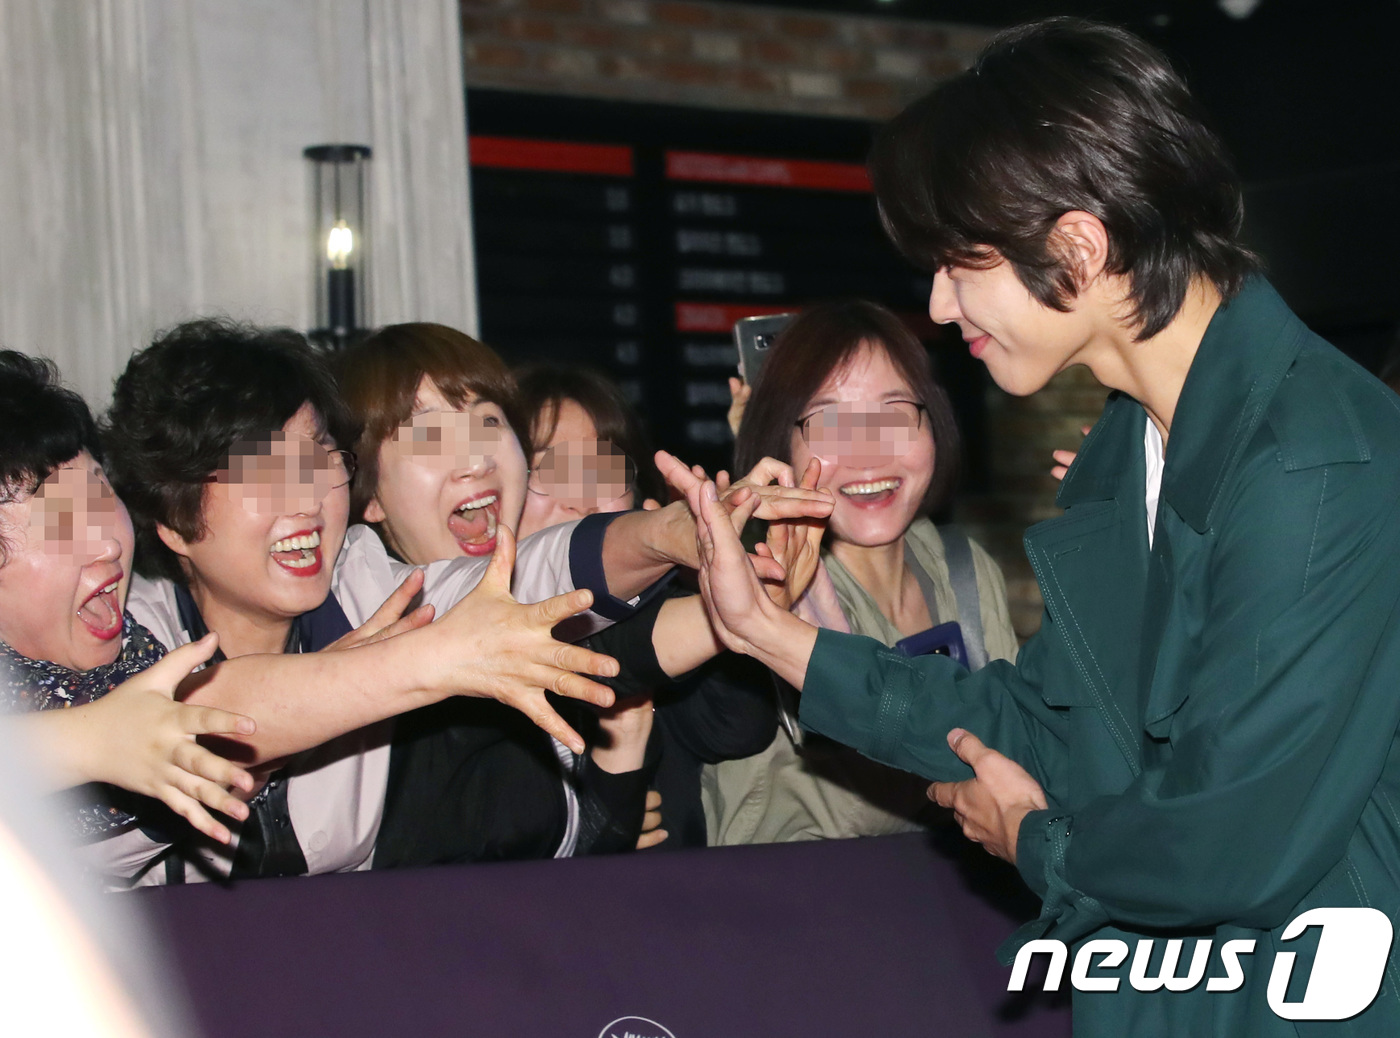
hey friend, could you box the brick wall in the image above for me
[457,0,1101,638]
[958,366,1109,641]
[459,0,991,120]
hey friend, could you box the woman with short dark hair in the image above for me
[102,319,624,882]
[0,349,256,853]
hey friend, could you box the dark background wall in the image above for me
[462,0,1400,636]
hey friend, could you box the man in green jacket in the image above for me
[672,17,1400,1036]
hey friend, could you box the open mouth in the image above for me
[839,477,902,507]
[447,492,500,556]
[77,578,123,640]
[270,529,323,575]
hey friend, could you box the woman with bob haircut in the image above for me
[0,350,257,850]
[339,326,660,862]
[340,328,826,858]
[102,319,631,882]
[701,300,1017,845]
[670,17,1400,1035]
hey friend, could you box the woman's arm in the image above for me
[179,527,619,763]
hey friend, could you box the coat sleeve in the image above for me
[798,620,1071,795]
[1018,448,1400,943]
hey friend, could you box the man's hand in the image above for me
[928,728,1047,864]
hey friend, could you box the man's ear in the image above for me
[363,497,386,524]
[1051,210,1110,290]
[156,522,194,560]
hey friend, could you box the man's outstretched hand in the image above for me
[928,729,1047,865]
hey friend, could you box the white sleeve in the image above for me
[331,521,605,633]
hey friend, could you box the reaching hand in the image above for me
[84,634,258,845]
[928,729,1047,864]
[755,457,826,609]
[692,479,785,656]
[326,568,435,651]
[656,450,833,532]
[426,525,620,754]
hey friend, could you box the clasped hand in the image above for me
[928,728,1047,865]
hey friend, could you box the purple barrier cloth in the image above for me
[136,832,1070,1038]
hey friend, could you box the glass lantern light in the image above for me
[304,144,371,349]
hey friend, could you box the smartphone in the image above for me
[894,621,969,668]
[734,313,794,385]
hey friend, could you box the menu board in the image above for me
[467,90,987,479]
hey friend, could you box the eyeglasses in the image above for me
[528,440,635,506]
[391,410,503,472]
[795,400,928,467]
[208,433,356,516]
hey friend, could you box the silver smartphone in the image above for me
[734,313,795,385]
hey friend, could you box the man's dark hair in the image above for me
[870,17,1258,339]
[735,299,961,516]
[514,363,664,505]
[103,319,357,583]
[0,351,105,562]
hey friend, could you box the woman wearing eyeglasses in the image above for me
[703,299,1020,844]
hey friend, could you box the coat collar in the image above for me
[1055,277,1304,531]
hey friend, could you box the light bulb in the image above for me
[326,219,354,270]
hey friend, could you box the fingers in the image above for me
[181,702,257,739]
[946,728,990,768]
[636,828,668,850]
[364,568,426,636]
[528,587,596,627]
[645,789,662,812]
[749,555,786,583]
[518,698,586,756]
[751,488,835,521]
[655,450,704,501]
[480,523,518,595]
[168,796,233,846]
[142,633,220,687]
[798,457,822,490]
[544,670,617,709]
[173,739,255,794]
[366,603,435,644]
[551,642,620,680]
[715,470,731,495]
[726,488,761,533]
[928,779,960,810]
[641,498,662,511]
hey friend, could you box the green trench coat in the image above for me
[800,278,1400,1036]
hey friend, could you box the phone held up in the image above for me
[734,313,795,386]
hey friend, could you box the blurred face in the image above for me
[928,256,1092,397]
[789,343,934,550]
[366,377,527,565]
[519,399,635,540]
[0,453,134,671]
[159,403,350,626]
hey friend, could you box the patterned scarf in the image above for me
[0,614,168,839]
